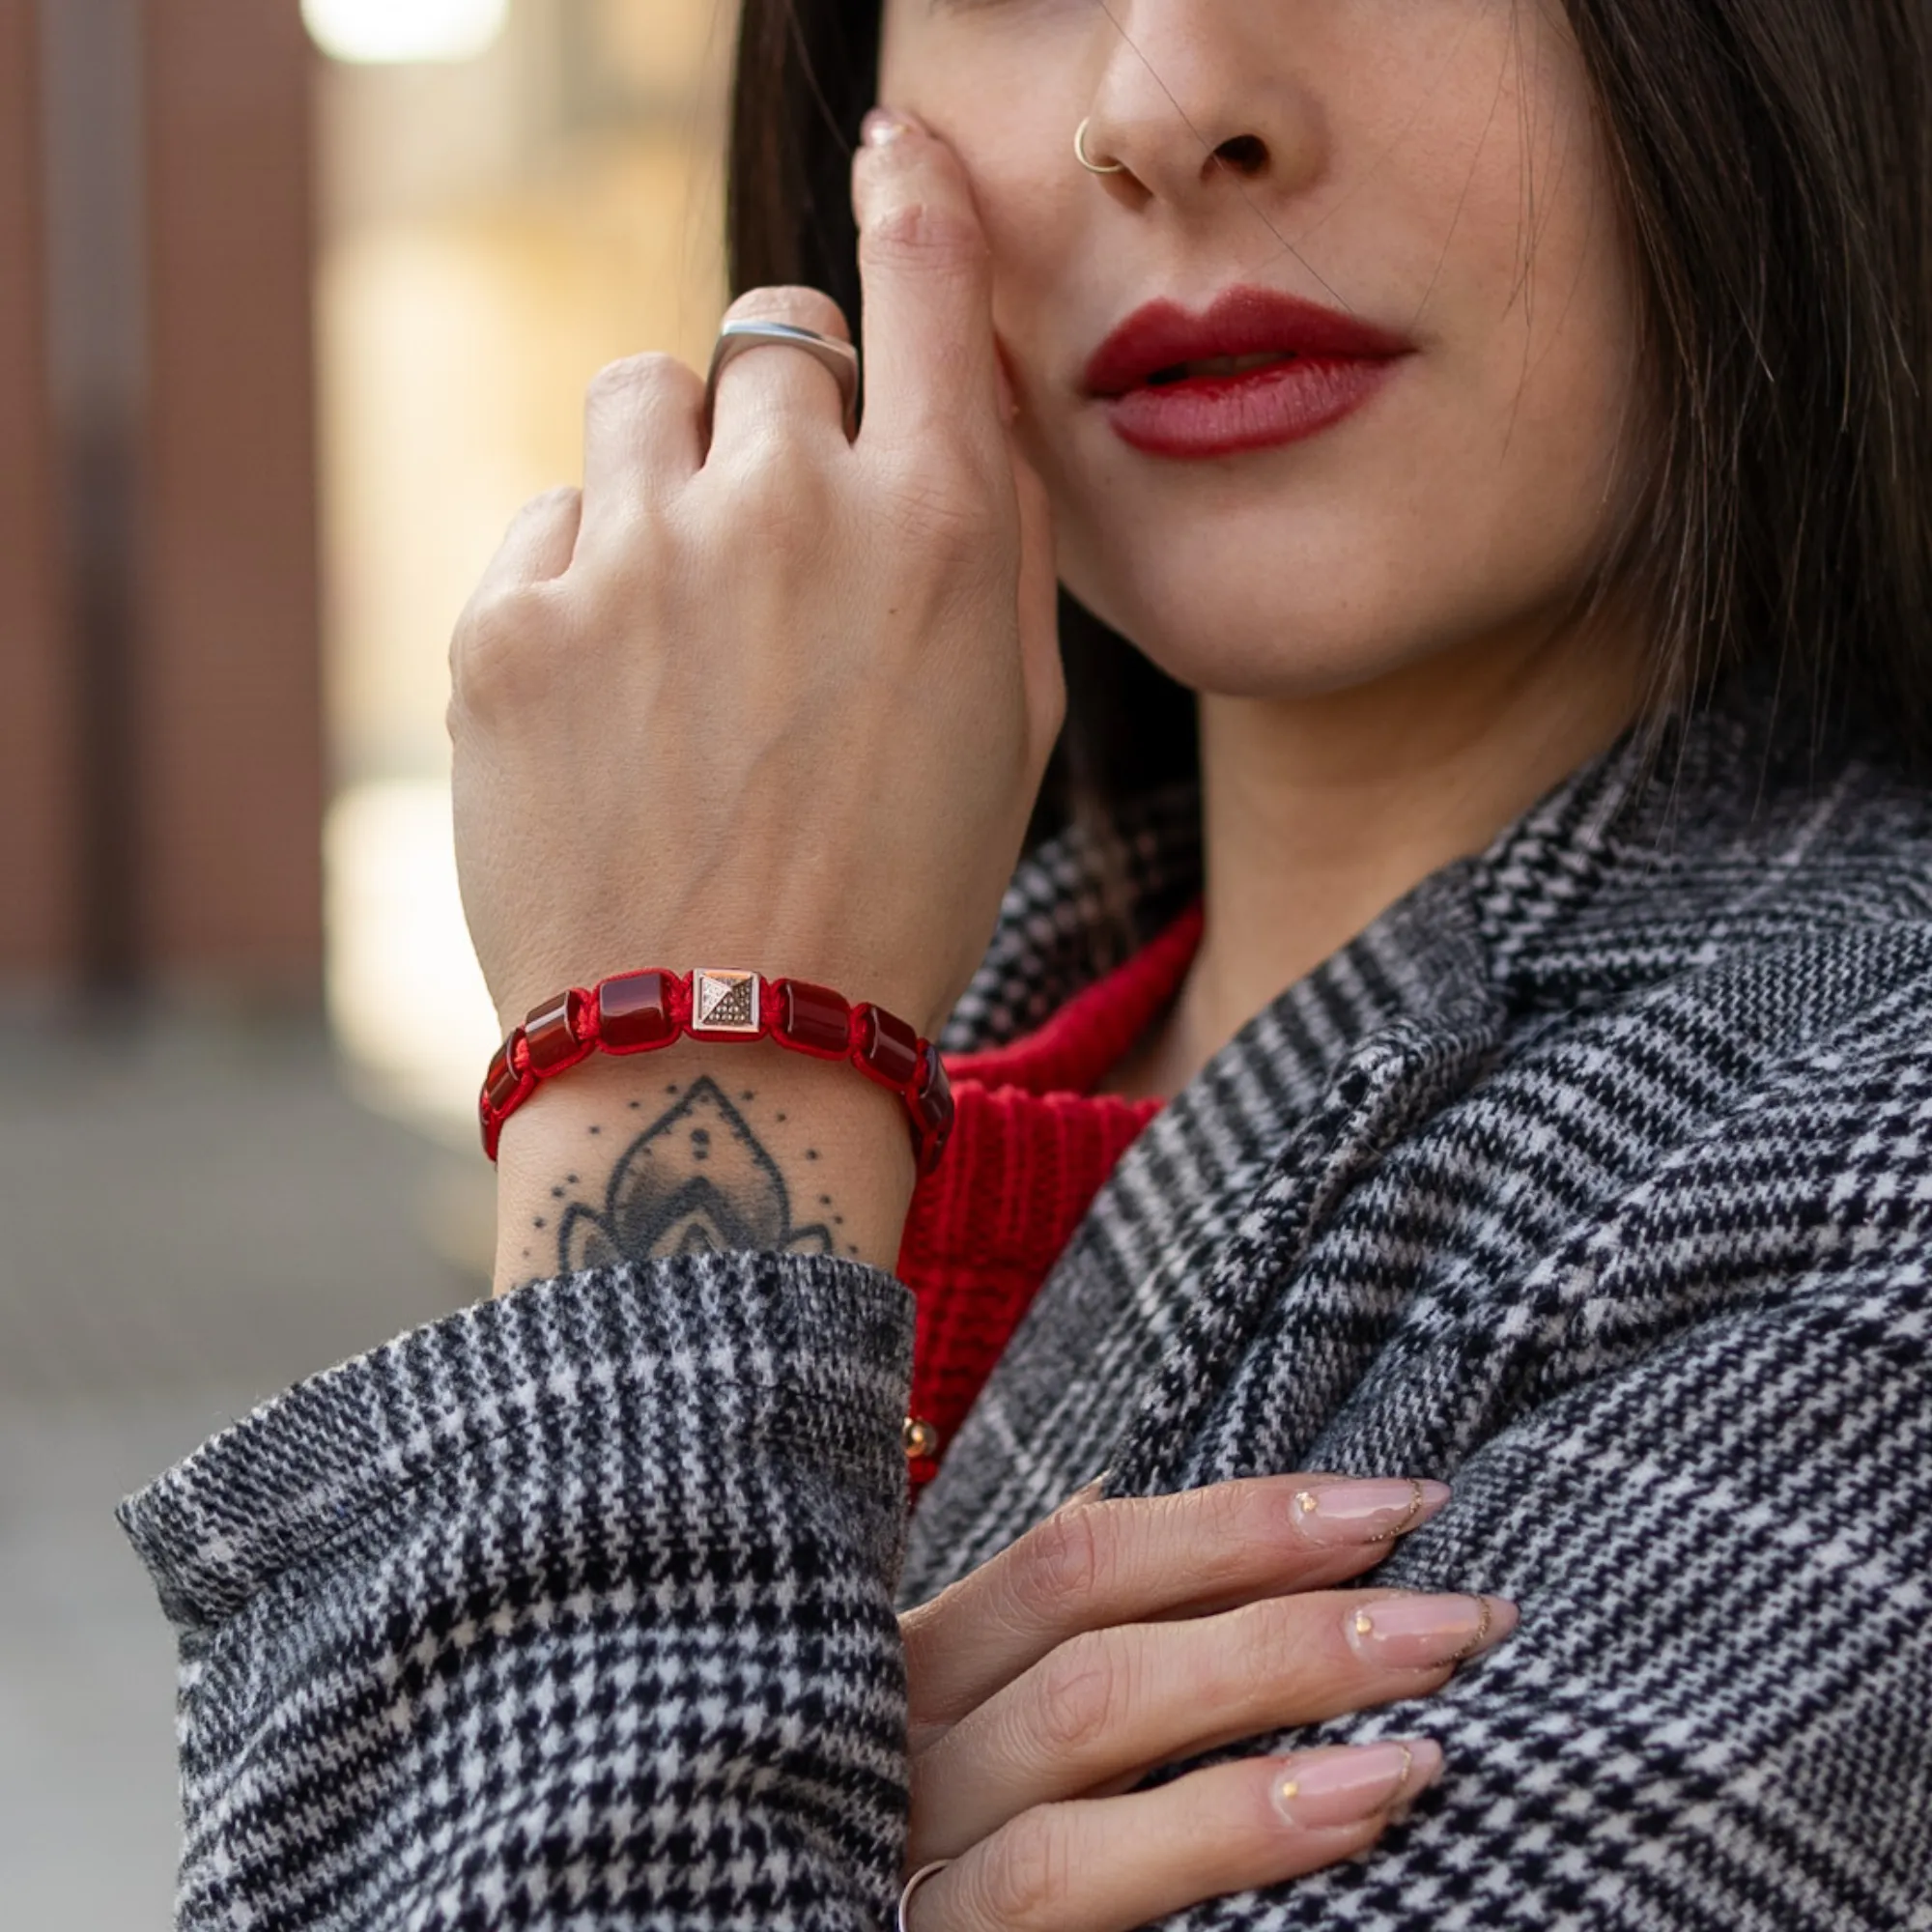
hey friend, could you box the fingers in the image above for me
[473,487,582,599]
[908,1740,1443,1932]
[902,1475,1450,1736]
[703,286,857,465]
[909,1585,1514,1861]
[577,351,706,552]
[851,109,1002,459]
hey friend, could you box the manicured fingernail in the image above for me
[1273,1739,1443,1830]
[1288,1478,1451,1548]
[1347,1593,1519,1669]
[1055,1468,1111,1512]
[862,106,918,148]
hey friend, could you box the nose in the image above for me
[1074,5,1322,206]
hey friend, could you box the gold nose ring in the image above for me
[1074,117,1126,176]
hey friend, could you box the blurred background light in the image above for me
[303,0,511,66]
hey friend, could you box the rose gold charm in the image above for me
[691,968,761,1036]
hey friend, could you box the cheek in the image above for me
[875,13,1079,353]
[1419,25,1640,447]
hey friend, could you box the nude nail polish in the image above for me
[861,106,917,148]
[1346,1593,1520,1669]
[1273,1739,1444,1830]
[1288,1478,1451,1548]
[1054,1468,1111,1512]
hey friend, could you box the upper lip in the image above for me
[1083,285,1411,398]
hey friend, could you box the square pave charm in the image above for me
[691,968,761,1036]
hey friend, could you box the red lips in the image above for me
[1084,285,1411,460]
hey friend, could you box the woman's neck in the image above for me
[1104,615,1647,1101]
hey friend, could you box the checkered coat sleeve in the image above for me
[120,1256,919,1930]
[123,691,1932,1929]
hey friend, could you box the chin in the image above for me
[1063,552,1442,705]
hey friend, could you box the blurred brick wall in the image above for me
[0,0,324,1000]
[0,0,79,985]
[143,0,323,992]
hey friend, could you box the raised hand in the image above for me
[450,109,1060,1050]
[447,112,1062,1286]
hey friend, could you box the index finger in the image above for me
[900,1475,1450,1739]
[850,109,1003,452]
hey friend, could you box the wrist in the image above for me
[492,1044,917,1297]
[481,965,953,1175]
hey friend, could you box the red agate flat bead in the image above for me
[597,970,677,1052]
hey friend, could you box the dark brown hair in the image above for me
[727,0,1932,837]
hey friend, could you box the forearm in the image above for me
[493,1040,919,1294]
[123,1256,916,1930]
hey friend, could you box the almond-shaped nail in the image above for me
[1289,1478,1451,1548]
[861,106,919,148]
[1054,1468,1111,1513]
[1347,1593,1519,1669]
[1273,1739,1443,1830]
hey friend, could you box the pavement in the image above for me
[0,1012,487,1928]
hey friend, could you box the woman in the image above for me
[124,1,1932,1927]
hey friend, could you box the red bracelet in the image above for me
[479,966,955,1173]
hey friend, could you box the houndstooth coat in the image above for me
[124,688,1932,1930]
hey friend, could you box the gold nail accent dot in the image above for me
[1278,1775,1300,1803]
[903,1417,941,1461]
[1295,1490,1321,1516]
[1354,1608,1376,1637]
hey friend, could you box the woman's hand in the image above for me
[448,109,1061,1043]
[897,1474,1518,1931]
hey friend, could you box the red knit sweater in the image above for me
[896,902,1203,1487]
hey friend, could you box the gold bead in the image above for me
[1354,1609,1376,1636]
[903,1416,941,1461]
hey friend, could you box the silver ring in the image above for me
[1074,117,1126,176]
[897,1860,953,1931]
[704,319,861,440]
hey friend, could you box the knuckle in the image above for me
[584,351,687,416]
[1009,1507,1109,1614]
[723,284,851,342]
[883,462,1000,559]
[1223,1598,1304,1703]
[1169,1482,1265,1589]
[451,583,561,715]
[863,196,986,274]
[717,444,832,552]
[971,1811,1074,1929]
[1031,1632,1124,1757]
[1193,1476,1261,1540]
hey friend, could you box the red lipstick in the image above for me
[1084,286,1410,460]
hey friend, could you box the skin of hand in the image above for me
[450,116,1060,1285]
[896,1474,1518,1931]
[450,113,1061,1055]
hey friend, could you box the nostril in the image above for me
[1212,133,1269,178]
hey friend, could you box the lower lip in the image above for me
[1101,355,1403,460]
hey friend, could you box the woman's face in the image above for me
[876,0,1645,699]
